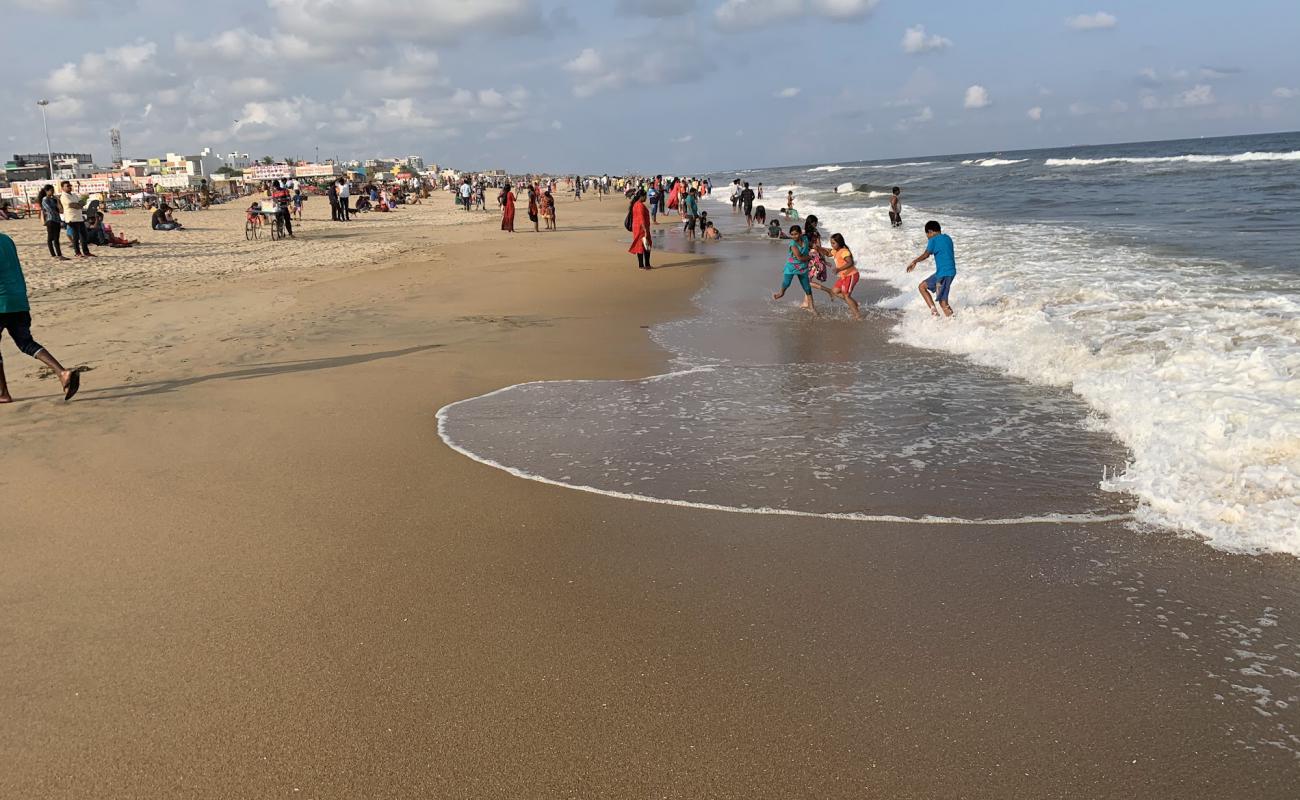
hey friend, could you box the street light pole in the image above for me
[36,99,54,179]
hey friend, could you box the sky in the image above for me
[2,0,1298,173]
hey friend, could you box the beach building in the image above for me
[5,152,94,182]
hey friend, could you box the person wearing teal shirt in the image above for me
[906,220,958,317]
[682,189,700,239]
[0,232,81,402]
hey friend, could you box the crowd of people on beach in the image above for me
[607,173,956,321]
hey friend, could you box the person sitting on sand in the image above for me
[151,204,182,231]
[703,221,722,240]
[0,231,81,403]
[768,219,785,238]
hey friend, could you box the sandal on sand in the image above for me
[64,372,81,402]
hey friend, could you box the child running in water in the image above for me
[772,224,815,314]
[812,233,862,320]
[906,220,957,317]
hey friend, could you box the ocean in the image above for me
[441,132,1299,557]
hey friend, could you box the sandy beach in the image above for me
[3,191,1298,798]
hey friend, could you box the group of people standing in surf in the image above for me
[623,174,958,320]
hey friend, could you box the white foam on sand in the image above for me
[791,195,1300,556]
[1045,150,1300,167]
[437,380,1130,528]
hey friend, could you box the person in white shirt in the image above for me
[58,181,93,258]
[459,179,472,211]
[337,178,351,221]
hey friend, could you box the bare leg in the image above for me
[939,300,955,317]
[34,348,78,399]
[843,293,863,320]
[0,361,10,403]
[918,281,940,316]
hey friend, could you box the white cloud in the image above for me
[671,134,694,143]
[45,40,162,94]
[1027,106,1043,121]
[895,105,933,131]
[359,47,443,93]
[266,0,545,46]
[1272,87,1298,99]
[563,40,706,98]
[177,28,336,63]
[43,95,86,120]
[1067,11,1117,30]
[225,77,279,99]
[565,48,624,97]
[776,87,801,98]
[715,0,878,31]
[1175,84,1215,107]
[963,85,991,109]
[901,25,951,54]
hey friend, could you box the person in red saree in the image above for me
[500,184,516,232]
[628,189,653,270]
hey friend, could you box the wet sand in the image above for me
[2,193,1298,798]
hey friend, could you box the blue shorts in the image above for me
[925,274,954,303]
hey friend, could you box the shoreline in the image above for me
[3,192,1300,797]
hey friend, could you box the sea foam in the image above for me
[791,193,1300,556]
[1045,150,1300,167]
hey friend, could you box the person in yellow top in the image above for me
[812,233,863,320]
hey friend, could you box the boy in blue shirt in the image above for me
[906,220,957,317]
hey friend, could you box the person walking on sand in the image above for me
[772,224,816,314]
[0,232,80,403]
[628,189,653,270]
[38,186,68,261]
[907,220,957,317]
[500,184,516,232]
[58,181,93,259]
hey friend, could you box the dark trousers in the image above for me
[340,201,350,221]
[67,221,90,256]
[46,221,63,257]
[329,199,340,221]
[0,311,43,361]
[278,209,293,236]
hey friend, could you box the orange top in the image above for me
[832,246,857,274]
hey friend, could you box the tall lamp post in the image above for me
[36,99,55,179]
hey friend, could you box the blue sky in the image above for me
[2,0,1297,172]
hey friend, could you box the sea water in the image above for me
[758,131,1300,554]
[441,132,1298,556]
